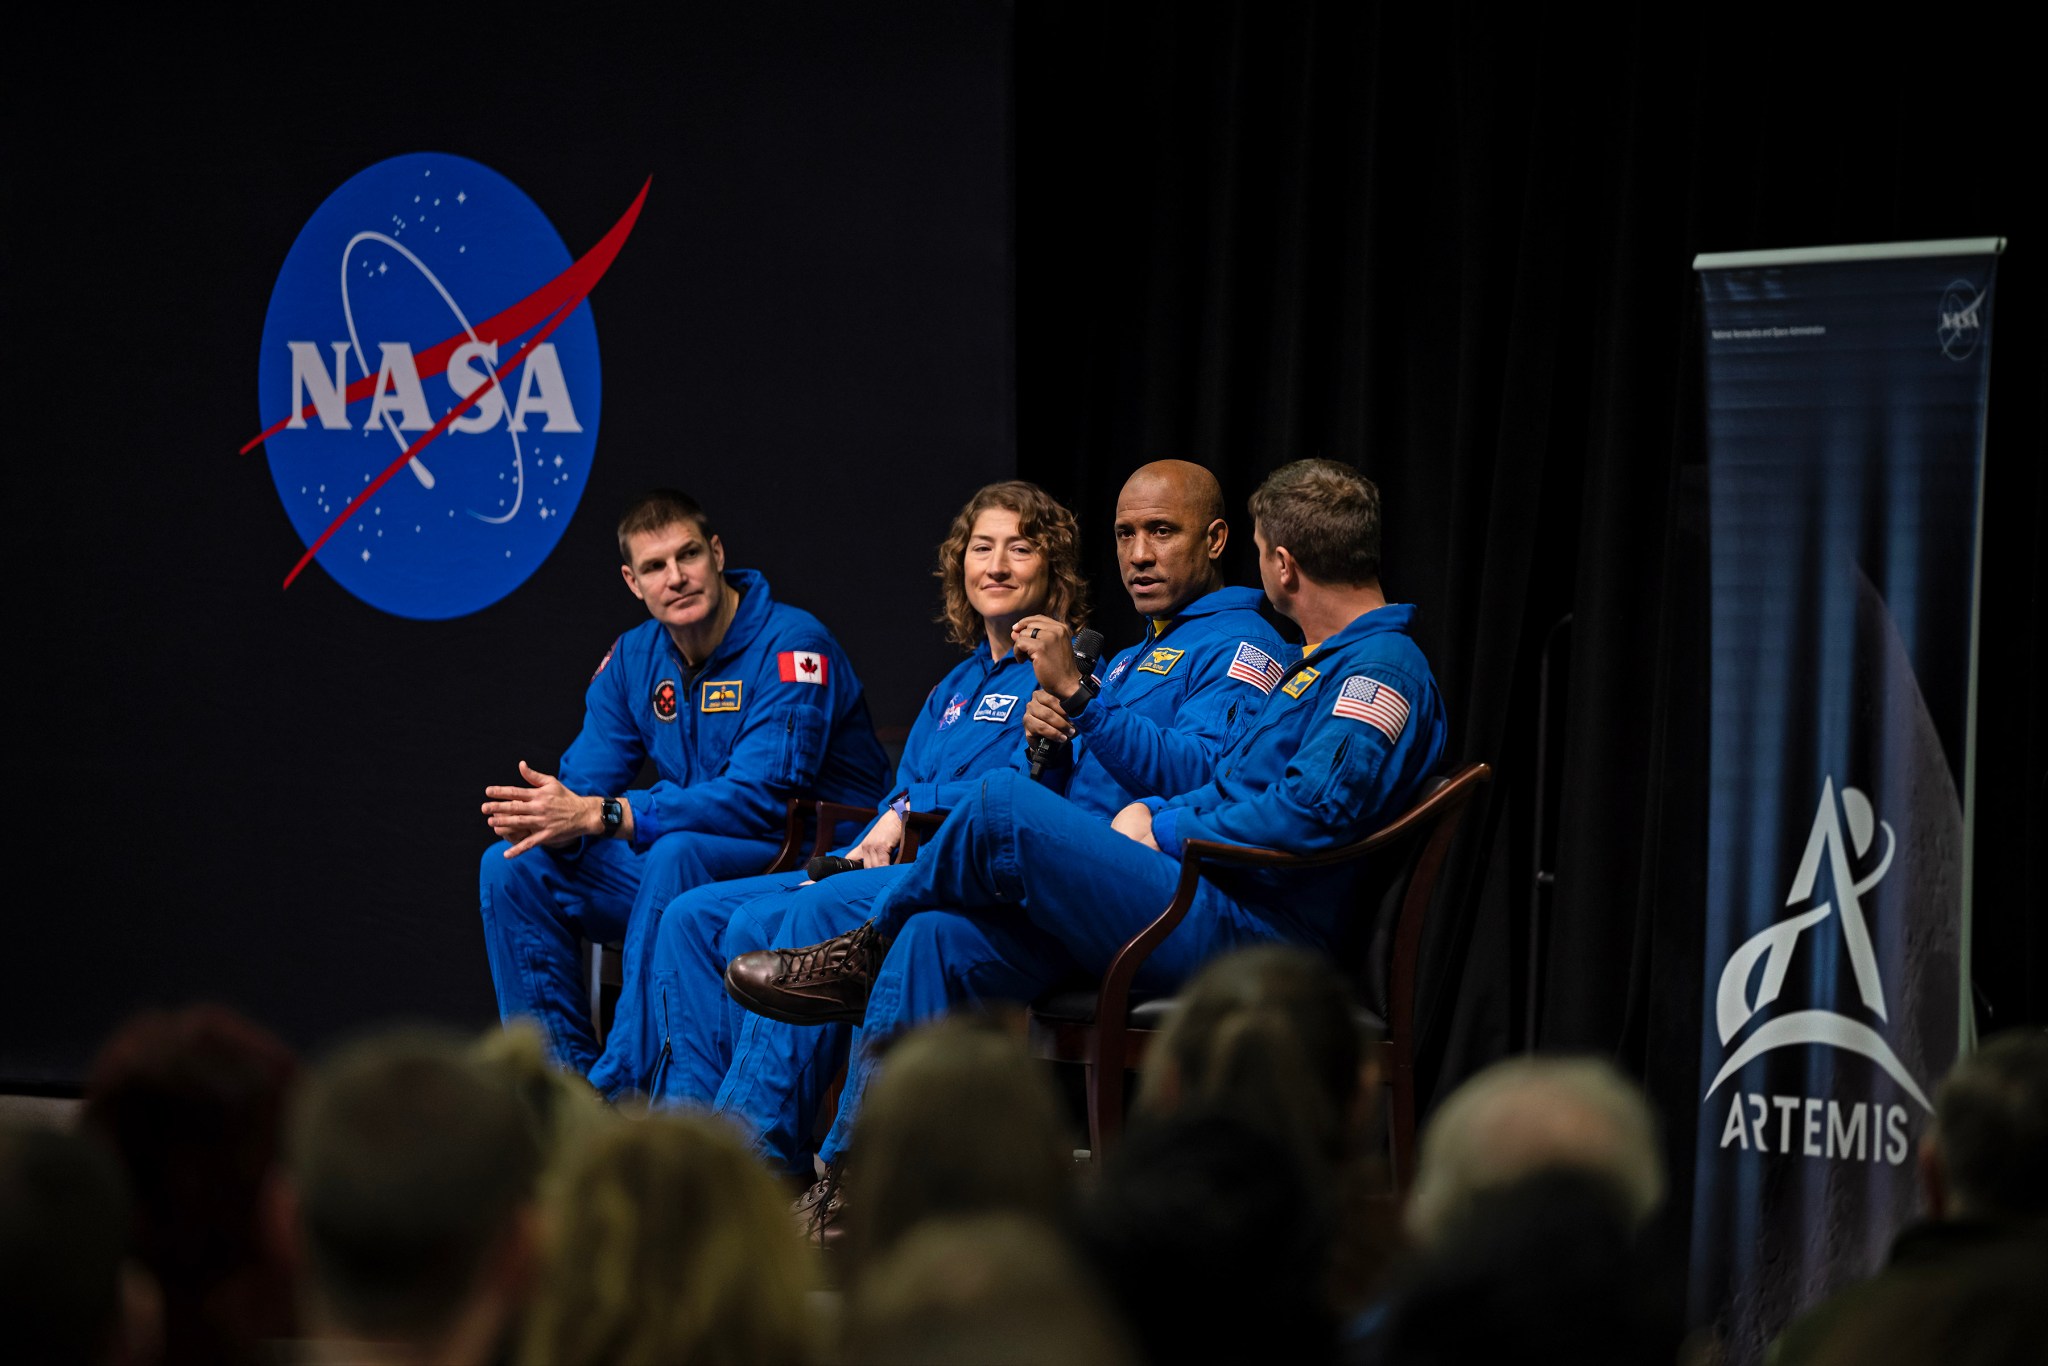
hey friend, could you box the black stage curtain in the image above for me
[1014,1,2045,1190]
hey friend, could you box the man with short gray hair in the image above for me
[1406,1055,1665,1246]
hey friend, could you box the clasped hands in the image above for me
[484,761,599,858]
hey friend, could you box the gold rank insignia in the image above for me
[1135,645,1186,676]
[1281,665,1321,699]
[700,680,744,713]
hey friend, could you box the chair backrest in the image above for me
[1337,762,1492,1027]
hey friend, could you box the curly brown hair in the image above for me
[935,481,1089,650]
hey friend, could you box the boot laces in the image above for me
[782,922,879,986]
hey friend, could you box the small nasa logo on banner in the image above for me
[250,152,647,618]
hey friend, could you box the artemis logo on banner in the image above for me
[1938,278,1986,361]
[1706,777,1932,1115]
[246,153,648,618]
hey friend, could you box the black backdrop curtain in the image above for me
[1012,0,2045,1191]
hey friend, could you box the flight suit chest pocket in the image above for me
[779,707,827,789]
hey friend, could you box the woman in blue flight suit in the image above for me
[625,481,1089,1103]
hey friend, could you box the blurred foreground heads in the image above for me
[1405,1054,1665,1246]
[287,1030,541,1366]
[80,1004,299,1366]
[521,1112,816,1366]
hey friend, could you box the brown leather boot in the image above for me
[724,920,887,1025]
[792,1166,847,1249]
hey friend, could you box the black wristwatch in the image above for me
[600,797,624,838]
[1060,672,1101,718]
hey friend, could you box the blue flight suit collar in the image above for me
[660,568,775,680]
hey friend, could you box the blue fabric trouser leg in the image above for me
[867,769,1268,977]
[815,769,1290,1164]
[816,909,1078,1165]
[480,830,777,1091]
[706,864,911,1174]
[633,868,813,1108]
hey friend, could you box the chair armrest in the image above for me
[898,809,947,862]
[762,798,883,875]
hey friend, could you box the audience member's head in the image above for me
[287,1030,541,1365]
[1381,1167,1685,1366]
[848,1012,1074,1264]
[1135,944,1372,1172]
[1803,1235,2048,1366]
[80,1004,298,1366]
[1406,1055,1663,1246]
[0,1121,152,1366]
[519,1113,813,1366]
[1082,1112,1334,1365]
[844,1213,1135,1366]
[470,1020,616,1202]
[1920,1029,2048,1224]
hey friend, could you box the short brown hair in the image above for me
[1247,460,1382,586]
[615,489,712,563]
[935,482,1089,650]
[290,1032,541,1338]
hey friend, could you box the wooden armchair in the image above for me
[1025,761,1492,1187]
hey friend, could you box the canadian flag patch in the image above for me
[778,651,828,685]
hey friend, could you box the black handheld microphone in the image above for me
[1027,628,1105,780]
[806,853,863,881]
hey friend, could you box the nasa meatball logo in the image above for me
[249,153,648,618]
[652,679,679,722]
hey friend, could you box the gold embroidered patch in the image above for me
[1281,665,1321,699]
[700,680,744,713]
[1135,646,1186,676]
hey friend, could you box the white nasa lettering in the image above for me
[1715,1091,1911,1164]
[282,339,581,434]
[446,340,506,433]
[1941,300,1981,332]
[366,342,433,431]
[509,343,582,433]
[287,341,352,429]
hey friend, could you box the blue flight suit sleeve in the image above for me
[557,634,647,809]
[1149,660,1439,860]
[1068,634,1264,803]
[623,636,853,848]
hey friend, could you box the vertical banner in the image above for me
[1689,238,2002,1362]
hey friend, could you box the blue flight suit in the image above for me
[809,601,1446,1166]
[478,568,888,1093]
[636,645,1040,1105]
[706,587,1291,1171]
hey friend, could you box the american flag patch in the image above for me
[1226,641,1284,694]
[1332,675,1409,741]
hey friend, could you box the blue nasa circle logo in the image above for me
[257,153,602,619]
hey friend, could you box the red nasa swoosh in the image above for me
[246,177,650,589]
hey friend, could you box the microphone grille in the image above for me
[1073,628,1106,665]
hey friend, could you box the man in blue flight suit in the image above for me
[729,460,1446,1225]
[707,460,1290,1176]
[627,481,1090,1103]
[477,489,888,1095]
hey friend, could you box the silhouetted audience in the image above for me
[79,1004,299,1366]
[1083,1112,1337,1365]
[1132,945,1396,1315]
[1,1120,158,1366]
[1378,1168,1685,1366]
[841,1213,1135,1366]
[285,1030,541,1366]
[1772,1029,2048,1366]
[471,1019,617,1203]
[518,1112,816,1366]
[1404,1054,1664,1247]
[843,1011,1076,1267]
